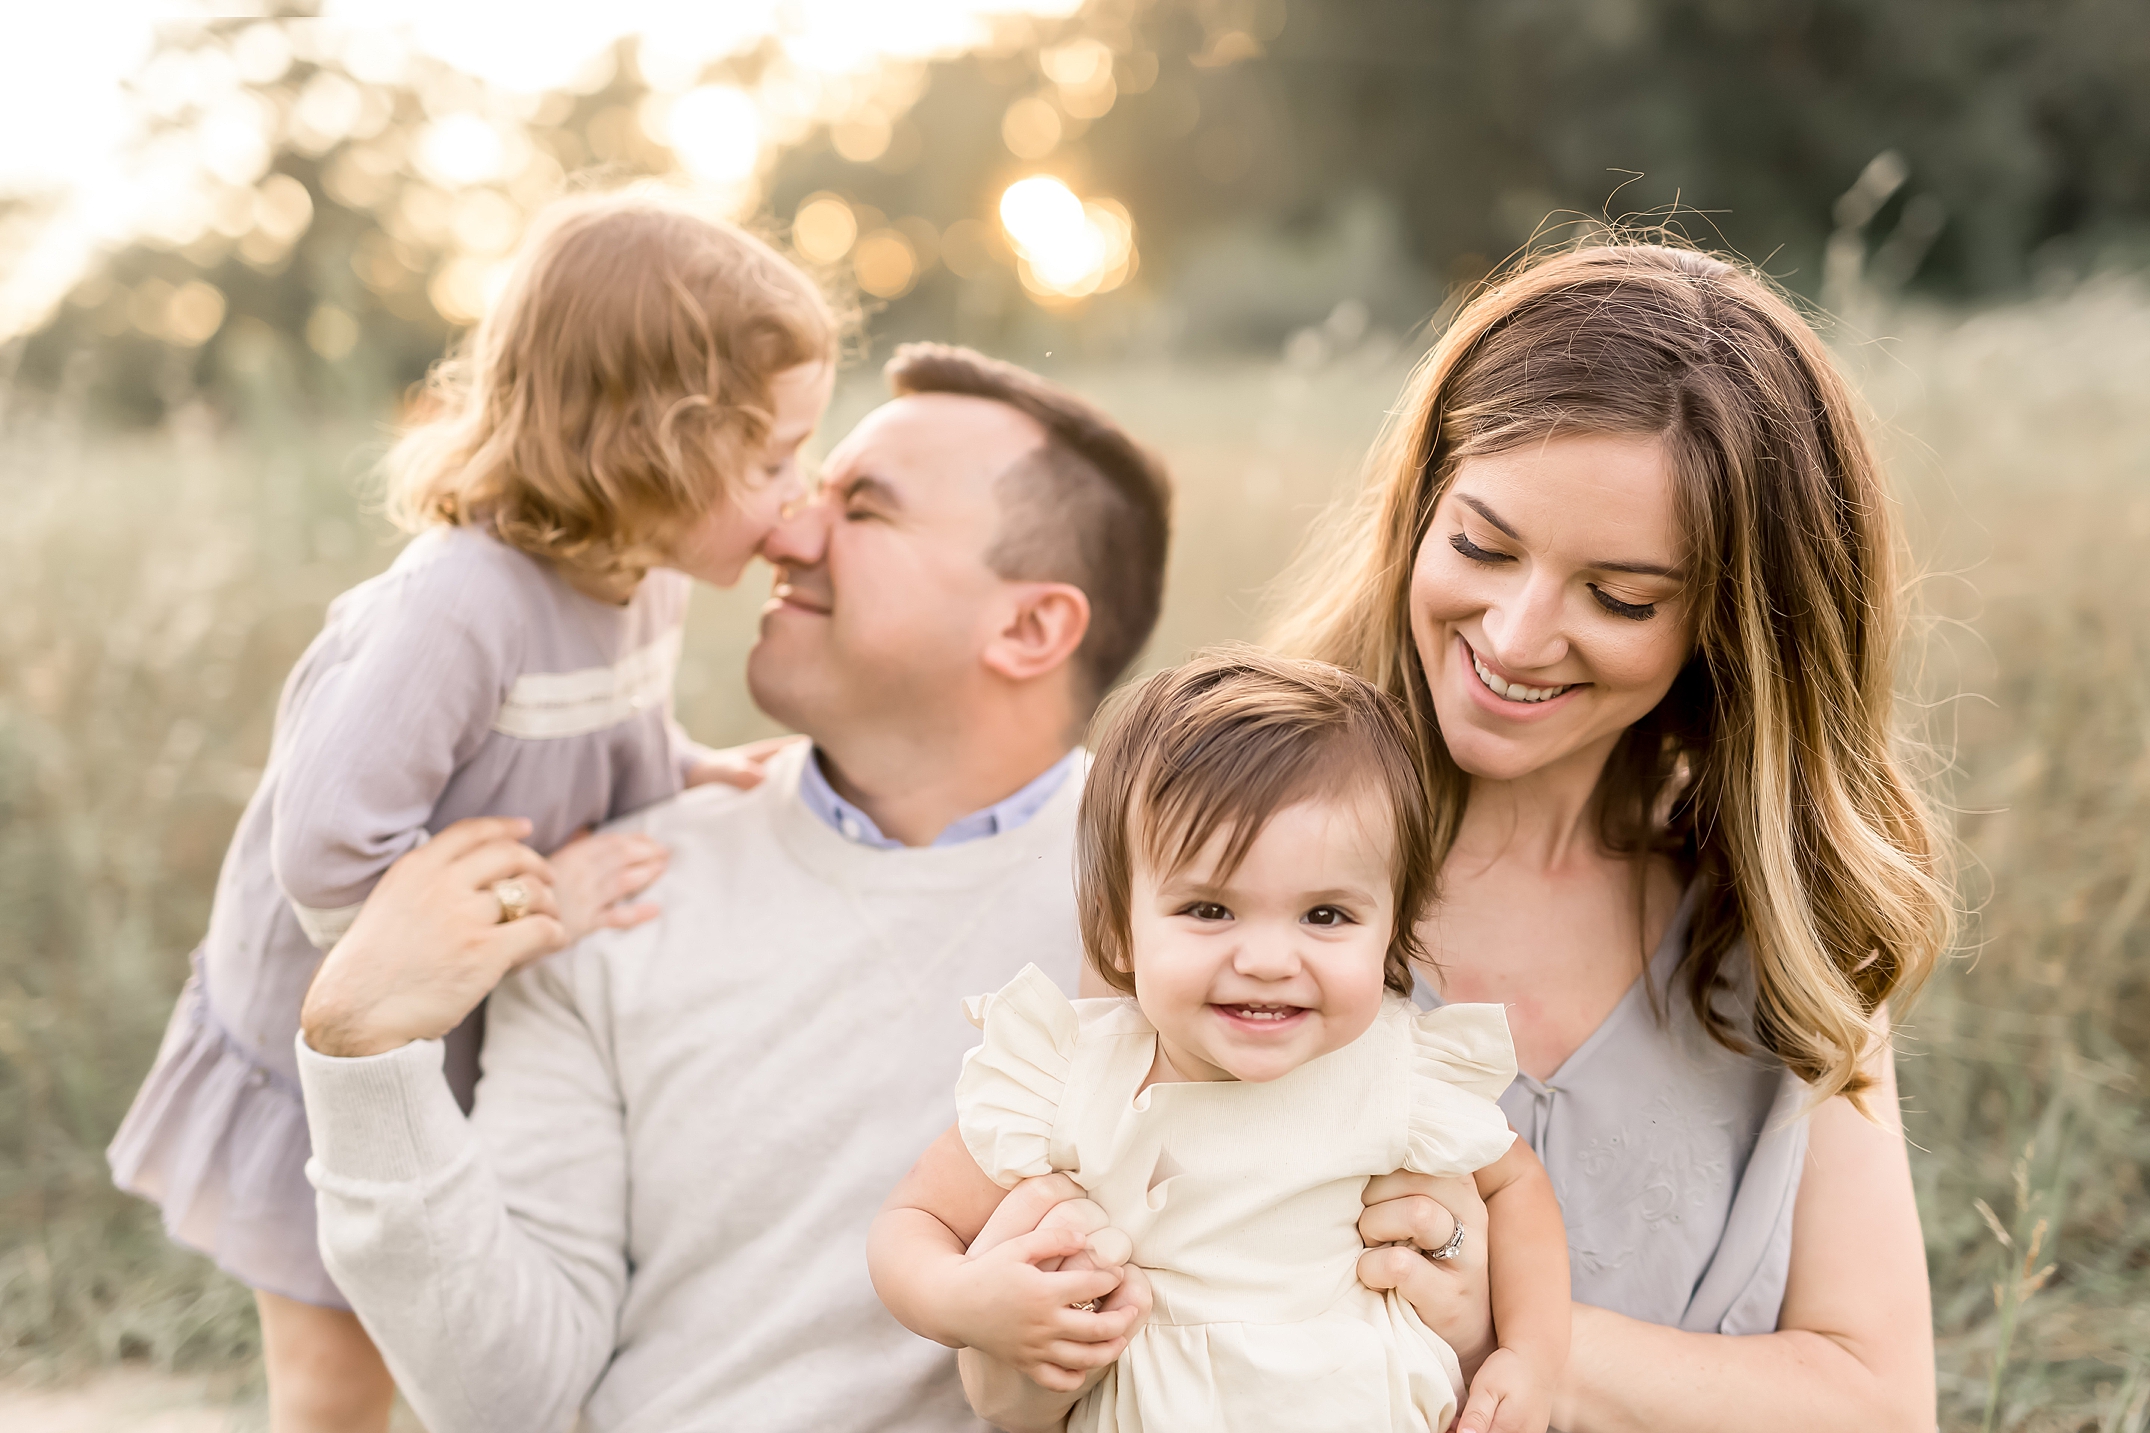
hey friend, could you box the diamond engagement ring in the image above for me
[1420,1221,1467,1262]
[493,878,533,923]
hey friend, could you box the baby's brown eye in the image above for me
[1304,905,1351,927]
[1185,902,1231,922]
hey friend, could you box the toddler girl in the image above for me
[109,190,836,1431]
[870,650,1569,1433]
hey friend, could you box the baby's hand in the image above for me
[548,829,669,942]
[1456,1345,1551,1433]
[942,1223,1142,1392]
[1035,1194,1133,1263]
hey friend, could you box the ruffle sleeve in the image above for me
[954,964,1080,1189]
[1405,1002,1521,1177]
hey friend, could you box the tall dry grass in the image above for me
[1,283,2146,1429]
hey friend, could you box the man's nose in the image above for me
[1481,572,1570,672]
[759,489,831,569]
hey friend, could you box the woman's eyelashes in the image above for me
[1589,585,1658,621]
[1452,528,1662,621]
[1448,530,1513,564]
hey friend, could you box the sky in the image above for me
[0,0,1080,339]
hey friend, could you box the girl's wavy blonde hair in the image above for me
[385,190,836,584]
[1272,241,1955,1107]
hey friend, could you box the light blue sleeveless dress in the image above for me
[1416,882,1809,1334]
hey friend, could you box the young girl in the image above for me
[870,650,1570,1433]
[108,191,837,1432]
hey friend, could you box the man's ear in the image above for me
[982,581,1091,684]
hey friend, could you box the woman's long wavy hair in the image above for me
[385,189,836,586]
[1271,242,1955,1106]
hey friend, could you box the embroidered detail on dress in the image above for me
[1565,1093,1734,1276]
[492,629,681,740]
[291,897,364,951]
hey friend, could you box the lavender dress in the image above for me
[1417,882,1809,1334]
[109,525,701,1308]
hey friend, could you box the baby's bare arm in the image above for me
[867,1126,1142,1396]
[1459,1140,1570,1433]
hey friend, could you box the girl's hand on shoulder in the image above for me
[1357,1170,1495,1374]
[1457,1345,1552,1433]
[549,829,670,941]
[685,734,805,790]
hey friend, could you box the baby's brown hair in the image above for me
[1077,648,1435,999]
[385,188,837,585]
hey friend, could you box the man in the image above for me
[293,345,1172,1432]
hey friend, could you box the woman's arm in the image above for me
[868,1126,1139,1399]
[1359,1171,1495,1372]
[1458,1140,1570,1433]
[1366,1023,1934,1433]
[1551,1029,1933,1433]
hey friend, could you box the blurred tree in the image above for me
[13,0,2149,424]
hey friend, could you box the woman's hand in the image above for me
[548,828,669,941]
[1357,1171,1497,1375]
[300,818,568,1059]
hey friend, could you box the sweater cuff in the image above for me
[295,1031,470,1183]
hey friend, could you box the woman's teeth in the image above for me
[1471,651,1573,704]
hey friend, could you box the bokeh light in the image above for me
[998,175,1136,299]
[1001,97,1062,160]
[853,228,918,297]
[416,114,508,188]
[660,85,762,185]
[0,0,1096,340]
[793,193,860,263]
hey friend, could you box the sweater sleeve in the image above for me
[270,541,516,949]
[299,946,628,1433]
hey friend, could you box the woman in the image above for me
[1273,242,1953,1430]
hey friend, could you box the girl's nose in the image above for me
[1231,926,1302,981]
[760,489,832,566]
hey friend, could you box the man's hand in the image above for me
[300,818,568,1059]
[1357,1171,1496,1375]
[684,735,805,791]
[549,829,669,941]
[1457,1345,1553,1433]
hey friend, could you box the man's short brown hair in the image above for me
[883,343,1172,707]
[1077,648,1435,999]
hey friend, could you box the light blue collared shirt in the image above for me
[798,746,1081,850]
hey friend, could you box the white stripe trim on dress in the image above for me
[292,897,365,951]
[492,628,682,741]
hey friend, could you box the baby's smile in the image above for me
[1211,1001,1311,1028]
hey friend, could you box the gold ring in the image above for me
[493,878,532,923]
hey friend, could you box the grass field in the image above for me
[2,279,2147,1430]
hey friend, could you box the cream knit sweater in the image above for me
[297,743,1086,1433]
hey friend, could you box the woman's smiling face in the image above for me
[1409,432,1696,784]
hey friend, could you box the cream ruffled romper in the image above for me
[957,965,1521,1433]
